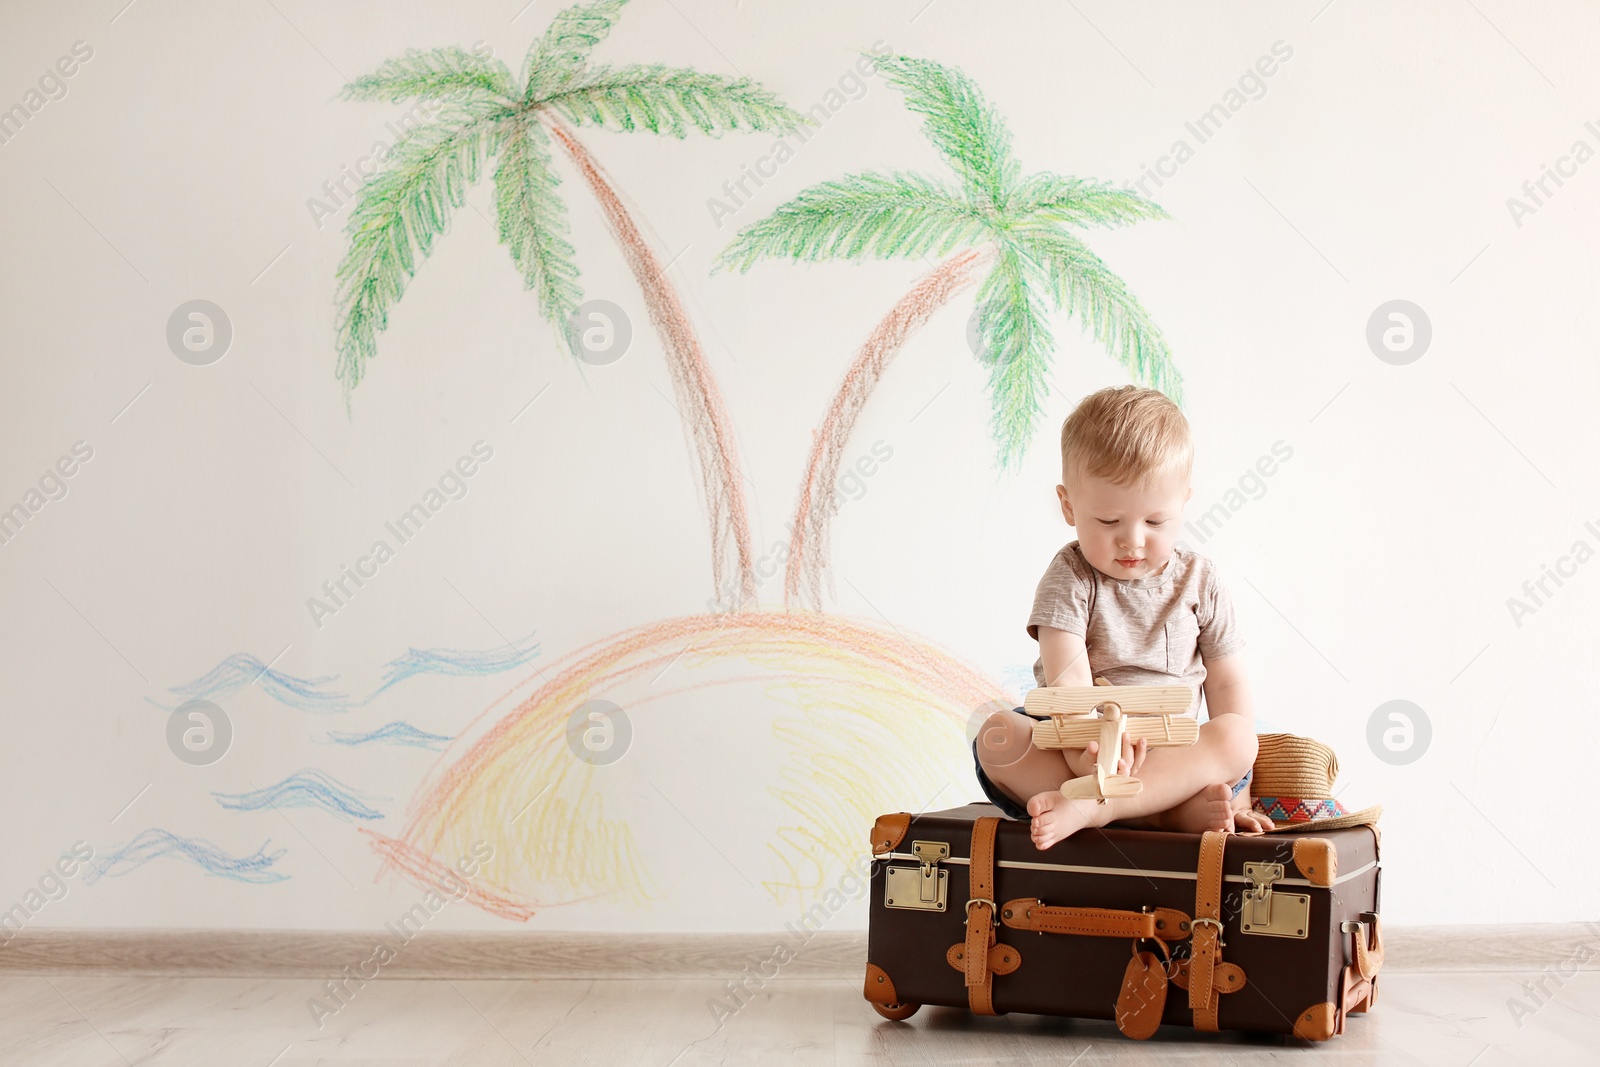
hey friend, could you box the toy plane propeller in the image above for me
[1024,679,1198,802]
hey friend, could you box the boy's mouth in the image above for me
[1115,558,1144,567]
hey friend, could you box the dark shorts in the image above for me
[972,706,1253,821]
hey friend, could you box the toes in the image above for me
[1026,793,1069,849]
[1203,796,1234,832]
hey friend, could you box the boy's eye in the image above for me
[1148,520,1166,527]
[1098,519,1117,526]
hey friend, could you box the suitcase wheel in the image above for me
[870,1000,921,1021]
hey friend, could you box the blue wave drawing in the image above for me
[321,721,454,750]
[373,637,542,694]
[147,633,539,714]
[213,769,387,822]
[84,829,288,885]
[151,653,351,714]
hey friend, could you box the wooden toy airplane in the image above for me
[1024,679,1198,802]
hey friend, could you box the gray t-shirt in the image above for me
[1027,541,1244,715]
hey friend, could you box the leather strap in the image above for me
[962,816,1004,1015]
[1001,900,1191,940]
[1350,913,1384,981]
[946,940,1022,975]
[1189,830,1228,1031]
[1171,957,1247,994]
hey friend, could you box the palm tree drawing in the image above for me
[334,0,806,610]
[326,36,1183,922]
[717,53,1182,612]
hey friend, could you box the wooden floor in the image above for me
[3,971,1596,1065]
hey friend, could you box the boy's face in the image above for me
[1057,466,1192,581]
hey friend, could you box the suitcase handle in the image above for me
[1341,913,1384,981]
[1000,898,1192,940]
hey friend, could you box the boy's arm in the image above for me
[1037,625,1094,689]
[1200,652,1254,724]
[1037,626,1121,779]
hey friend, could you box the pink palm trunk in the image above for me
[785,249,991,611]
[545,115,758,610]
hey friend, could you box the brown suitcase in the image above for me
[864,802,1383,1041]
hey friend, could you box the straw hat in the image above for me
[1250,733,1382,833]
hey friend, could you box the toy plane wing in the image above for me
[1023,684,1194,717]
[1030,714,1200,750]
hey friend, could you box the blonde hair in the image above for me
[1059,385,1192,490]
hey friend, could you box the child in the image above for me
[973,385,1271,850]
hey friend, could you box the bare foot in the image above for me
[1025,790,1106,849]
[1161,783,1236,834]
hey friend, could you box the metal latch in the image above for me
[1239,861,1310,939]
[884,840,949,912]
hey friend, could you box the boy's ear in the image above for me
[1057,484,1075,526]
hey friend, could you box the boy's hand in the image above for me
[1234,809,1275,834]
[1066,735,1148,779]
[1231,786,1274,834]
[1064,676,1149,778]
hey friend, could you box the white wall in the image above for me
[1,0,1596,938]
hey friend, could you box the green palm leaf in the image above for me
[974,244,1054,469]
[522,0,631,100]
[342,46,517,106]
[715,171,987,271]
[1010,173,1168,228]
[874,54,1019,210]
[1016,223,1182,404]
[334,108,503,392]
[494,120,583,341]
[538,64,806,138]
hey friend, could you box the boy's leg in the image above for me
[1024,715,1259,849]
[974,710,1076,813]
[1119,769,1260,833]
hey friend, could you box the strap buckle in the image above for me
[965,897,998,926]
[1190,916,1226,946]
